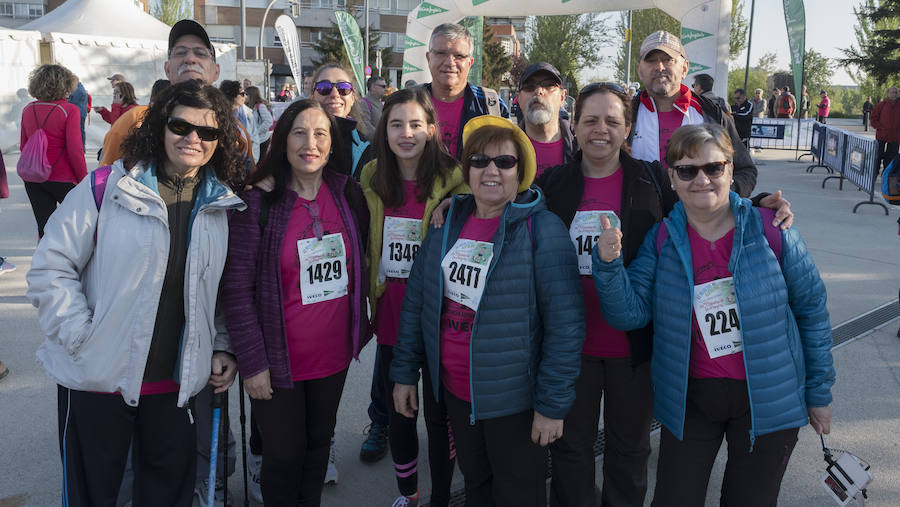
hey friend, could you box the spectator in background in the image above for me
[404,79,417,88]
[95,82,138,125]
[799,85,810,119]
[360,75,387,135]
[277,83,293,102]
[767,89,780,118]
[750,88,767,118]
[863,96,874,131]
[870,86,899,174]
[817,90,831,124]
[67,81,89,149]
[777,86,796,118]
[732,88,753,147]
[245,86,273,161]
[0,151,15,276]
[692,73,730,113]
[515,62,576,177]
[99,79,170,166]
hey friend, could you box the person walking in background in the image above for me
[94,82,138,125]
[361,75,388,135]
[732,88,753,148]
[776,86,796,118]
[691,73,730,114]
[817,90,831,124]
[750,88,766,118]
[0,150,15,276]
[863,96,874,131]
[799,85,810,119]
[767,89,780,118]
[870,87,900,174]
[246,86,274,161]
[99,79,170,167]
[67,81,89,149]
[19,64,87,238]
[220,80,258,166]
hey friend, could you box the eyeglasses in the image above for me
[167,117,222,142]
[579,82,626,96]
[672,161,729,181]
[429,50,471,63]
[315,80,354,97]
[468,154,518,169]
[520,79,561,93]
[169,46,214,60]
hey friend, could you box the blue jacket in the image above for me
[391,189,585,422]
[592,192,835,445]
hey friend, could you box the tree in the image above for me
[728,66,767,96]
[729,0,749,61]
[152,0,190,27]
[839,0,896,99]
[839,0,900,85]
[757,52,778,75]
[615,9,680,83]
[803,49,834,97]
[526,14,611,92]
[508,54,530,90]
[311,23,388,74]
[482,25,512,90]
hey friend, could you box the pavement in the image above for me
[1,135,899,506]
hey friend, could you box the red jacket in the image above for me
[97,102,138,125]
[870,99,900,142]
[20,100,87,183]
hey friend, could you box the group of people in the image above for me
[21,17,836,507]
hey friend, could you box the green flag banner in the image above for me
[405,35,425,50]
[334,11,366,92]
[782,0,806,101]
[460,16,483,86]
[681,27,712,43]
[417,2,448,19]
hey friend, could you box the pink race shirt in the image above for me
[531,137,564,179]
[577,170,630,357]
[658,110,685,169]
[375,180,427,346]
[687,226,746,380]
[280,185,353,381]
[440,215,501,402]
[434,96,465,157]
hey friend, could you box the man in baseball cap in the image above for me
[516,62,575,176]
[107,73,126,88]
[164,19,219,85]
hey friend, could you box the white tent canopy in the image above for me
[20,0,171,40]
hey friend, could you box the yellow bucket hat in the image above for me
[461,115,536,192]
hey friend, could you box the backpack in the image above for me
[90,166,113,242]
[17,103,66,182]
[656,208,782,262]
[882,154,900,205]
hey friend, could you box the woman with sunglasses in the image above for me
[310,63,375,179]
[222,99,371,506]
[593,123,834,507]
[220,80,258,164]
[391,116,584,506]
[27,80,246,506]
[246,86,274,160]
[361,87,468,507]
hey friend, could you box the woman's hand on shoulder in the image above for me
[244,175,275,193]
[758,190,794,229]
[430,197,451,228]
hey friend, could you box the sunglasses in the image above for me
[315,80,354,97]
[672,161,729,181]
[468,154,518,169]
[167,117,222,142]
[520,79,561,93]
[579,82,626,96]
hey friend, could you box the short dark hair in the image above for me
[693,74,714,93]
[782,86,790,92]
[366,75,385,90]
[574,83,633,154]
[219,80,242,100]
[733,88,745,96]
[149,79,171,105]
[121,80,245,190]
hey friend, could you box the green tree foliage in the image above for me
[526,14,611,92]
[839,0,896,99]
[756,52,778,75]
[615,9,681,84]
[311,23,388,72]
[803,49,834,97]
[729,0,749,61]
[728,66,767,96]
[152,0,190,27]
[839,0,900,85]
[482,25,512,90]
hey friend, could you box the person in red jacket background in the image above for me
[94,82,139,125]
[870,86,900,175]
[19,64,87,237]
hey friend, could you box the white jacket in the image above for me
[27,159,245,407]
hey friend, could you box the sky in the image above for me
[583,0,863,87]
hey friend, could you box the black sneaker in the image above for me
[359,422,388,463]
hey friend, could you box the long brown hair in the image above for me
[371,87,456,208]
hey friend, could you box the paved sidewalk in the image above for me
[1,148,898,506]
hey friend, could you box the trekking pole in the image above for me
[239,377,250,506]
[208,392,225,506]
[223,388,229,505]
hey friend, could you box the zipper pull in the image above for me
[469,413,475,426]
[187,406,194,425]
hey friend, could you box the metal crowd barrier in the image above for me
[820,126,888,214]
[806,122,830,173]
[749,118,815,158]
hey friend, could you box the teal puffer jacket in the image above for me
[391,188,585,422]
[592,192,835,446]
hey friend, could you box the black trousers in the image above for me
[57,386,196,507]
[445,389,547,507]
[24,180,75,237]
[878,140,900,174]
[651,378,799,507]
[380,344,456,504]
[550,356,652,507]
[251,368,348,507]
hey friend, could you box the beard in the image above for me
[525,97,554,125]
[646,71,678,96]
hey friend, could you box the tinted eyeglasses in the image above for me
[520,79,561,93]
[170,46,214,60]
[672,161,729,181]
[579,82,626,96]
[315,80,354,97]
[167,117,222,142]
[468,154,518,169]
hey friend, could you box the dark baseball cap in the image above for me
[168,19,215,57]
[520,63,562,87]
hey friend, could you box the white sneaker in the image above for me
[324,437,338,485]
[247,451,263,504]
[392,494,419,507]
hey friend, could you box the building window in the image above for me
[274,35,283,47]
[209,36,235,44]
[27,3,42,18]
[0,3,12,17]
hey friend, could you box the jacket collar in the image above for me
[123,160,244,211]
[639,84,704,116]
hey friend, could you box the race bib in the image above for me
[441,239,494,311]
[297,233,348,305]
[379,216,422,280]
[693,277,743,358]
[569,210,620,275]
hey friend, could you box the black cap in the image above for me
[168,19,215,57]
[520,63,562,87]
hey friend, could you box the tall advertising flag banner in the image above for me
[334,11,366,92]
[782,0,806,101]
[275,15,302,86]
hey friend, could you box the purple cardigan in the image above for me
[222,170,371,387]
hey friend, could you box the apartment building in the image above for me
[0,0,149,29]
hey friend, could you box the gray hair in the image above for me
[428,23,473,55]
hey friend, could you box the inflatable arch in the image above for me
[402,0,732,96]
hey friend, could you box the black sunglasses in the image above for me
[468,154,518,169]
[167,117,222,142]
[520,79,561,93]
[672,161,729,182]
[315,80,354,97]
[579,82,626,96]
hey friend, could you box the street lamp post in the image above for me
[258,0,299,60]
